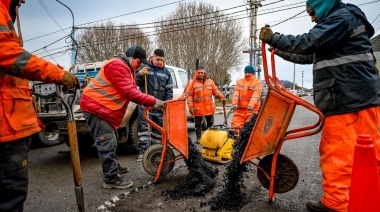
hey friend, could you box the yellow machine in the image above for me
[200,126,235,164]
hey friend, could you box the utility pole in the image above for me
[302,70,304,92]
[249,0,255,65]
[56,0,77,66]
[243,0,262,79]
[293,63,296,90]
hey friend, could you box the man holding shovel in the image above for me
[135,49,173,161]
[0,0,80,210]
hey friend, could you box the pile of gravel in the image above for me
[164,138,218,199]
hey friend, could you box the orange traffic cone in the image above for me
[348,134,380,212]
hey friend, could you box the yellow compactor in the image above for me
[199,126,235,164]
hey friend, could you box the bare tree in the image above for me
[154,1,247,85]
[75,21,151,64]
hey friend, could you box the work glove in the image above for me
[232,105,238,111]
[247,106,254,111]
[259,26,273,43]
[221,98,226,106]
[139,66,149,76]
[60,71,80,89]
[189,108,195,115]
[152,99,164,110]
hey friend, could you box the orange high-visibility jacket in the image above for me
[0,1,65,142]
[187,78,224,116]
[232,76,262,113]
[80,58,156,128]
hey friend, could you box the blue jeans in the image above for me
[83,112,118,182]
[0,137,30,212]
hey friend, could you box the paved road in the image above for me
[25,96,323,211]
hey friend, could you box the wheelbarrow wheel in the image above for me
[257,153,299,194]
[142,144,175,177]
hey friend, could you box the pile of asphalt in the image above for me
[208,114,258,211]
[164,138,218,199]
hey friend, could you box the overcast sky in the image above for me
[18,0,380,89]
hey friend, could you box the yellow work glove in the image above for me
[139,66,149,76]
[60,71,80,89]
[259,26,273,43]
[189,108,195,115]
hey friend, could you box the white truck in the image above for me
[33,64,193,150]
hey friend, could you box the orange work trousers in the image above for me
[231,109,253,129]
[320,106,380,212]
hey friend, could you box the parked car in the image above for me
[32,65,193,151]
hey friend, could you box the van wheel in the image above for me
[37,132,62,147]
[122,116,139,153]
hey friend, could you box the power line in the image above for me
[39,14,248,58]
[37,0,380,59]
[80,4,247,29]
[371,13,380,24]
[37,0,66,35]
[24,0,185,42]
[35,3,309,58]
[31,35,68,53]
[271,10,305,27]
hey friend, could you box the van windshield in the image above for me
[168,68,178,89]
[178,70,188,88]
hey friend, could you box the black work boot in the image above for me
[306,201,337,212]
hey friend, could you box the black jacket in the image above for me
[269,3,380,115]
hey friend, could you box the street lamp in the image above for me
[56,0,77,66]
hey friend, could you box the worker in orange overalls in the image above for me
[259,0,380,211]
[187,69,226,143]
[0,0,80,211]
[231,65,262,129]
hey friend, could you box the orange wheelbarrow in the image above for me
[141,60,204,183]
[239,41,325,202]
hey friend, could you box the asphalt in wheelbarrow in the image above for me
[109,113,321,212]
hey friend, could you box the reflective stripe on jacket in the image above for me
[0,3,65,142]
[268,3,380,115]
[232,76,262,113]
[80,57,156,128]
[187,79,224,116]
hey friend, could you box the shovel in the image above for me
[57,86,85,212]
[223,103,228,126]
